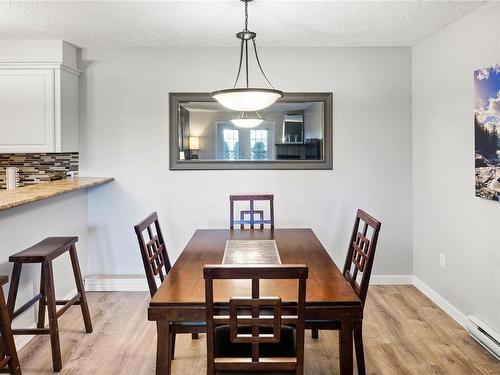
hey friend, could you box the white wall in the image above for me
[0,191,88,333]
[413,2,500,333]
[79,47,413,277]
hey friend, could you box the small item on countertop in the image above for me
[36,171,66,182]
[49,171,67,181]
[6,167,20,190]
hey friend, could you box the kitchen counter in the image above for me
[0,177,114,212]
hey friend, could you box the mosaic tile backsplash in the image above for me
[0,153,79,189]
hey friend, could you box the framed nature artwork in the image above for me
[474,64,500,201]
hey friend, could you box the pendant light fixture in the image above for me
[211,0,283,112]
[231,111,264,128]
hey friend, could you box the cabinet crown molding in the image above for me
[0,40,79,73]
[0,62,81,76]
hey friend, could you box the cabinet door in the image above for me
[0,69,55,152]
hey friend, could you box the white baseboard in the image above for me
[15,331,36,352]
[85,275,149,292]
[412,277,468,328]
[370,274,414,285]
[14,288,78,351]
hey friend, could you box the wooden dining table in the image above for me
[148,228,363,375]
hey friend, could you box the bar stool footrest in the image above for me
[0,356,11,368]
[13,328,50,335]
[55,293,81,319]
[12,293,43,319]
[56,299,81,305]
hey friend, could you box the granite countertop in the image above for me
[0,177,114,212]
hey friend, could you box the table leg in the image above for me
[156,320,171,375]
[339,319,354,375]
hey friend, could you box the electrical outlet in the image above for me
[439,253,446,269]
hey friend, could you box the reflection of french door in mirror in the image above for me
[178,106,190,159]
[217,122,274,161]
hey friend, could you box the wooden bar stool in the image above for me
[0,275,21,375]
[7,237,92,372]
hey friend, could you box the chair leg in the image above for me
[339,320,354,375]
[156,321,172,375]
[171,331,176,360]
[37,265,46,328]
[7,263,22,320]
[354,321,366,375]
[191,333,199,340]
[44,261,62,372]
[312,328,319,339]
[69,244,93,333]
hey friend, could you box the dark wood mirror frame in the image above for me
[169,92,333,170]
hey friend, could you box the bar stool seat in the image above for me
[9,237,78,263]
[7,236,92,373]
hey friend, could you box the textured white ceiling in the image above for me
[0,1,485,48]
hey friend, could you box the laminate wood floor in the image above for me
[17,286,500,374]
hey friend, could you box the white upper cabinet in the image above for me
[0,41,80,153]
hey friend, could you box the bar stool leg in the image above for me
[7,263,22,320]
[69,245,93,333]
[0,284,21,375]
[37,266,46,328]
[44,261,62,372]
[312,328,319,339]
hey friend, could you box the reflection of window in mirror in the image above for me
[217,123,274,160]
[250,129,268,160]
[221,128,239,160]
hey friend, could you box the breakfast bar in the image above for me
[0,177,113,338]
[0,177,114,212]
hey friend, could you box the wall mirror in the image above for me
[169,92,332,170]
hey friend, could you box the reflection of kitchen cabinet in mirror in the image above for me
[169,92,332,170]
[276,103,324,161]
[282,113,304,144]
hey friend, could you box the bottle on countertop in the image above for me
[5,167,20,190]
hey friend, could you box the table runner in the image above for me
[222,240,281,264]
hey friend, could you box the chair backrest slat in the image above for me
[204,264,307,374]
[230,195,274,229]
[342,209,382,305]
[134,212,172,297]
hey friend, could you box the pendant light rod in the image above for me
[211,0,283,112]
[244,0,249,88]
[233,40,244,89]
[245,38,249,88]
[231,0,275,90]
[244,0,249,31]
[252,39,275,89]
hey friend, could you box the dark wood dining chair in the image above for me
[204,264,308,375]
[134,212,205,359]
[308,209,381,375]
[230,195,274,229]
[0,276,21,375]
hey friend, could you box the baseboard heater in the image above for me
[466,315,500,360]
